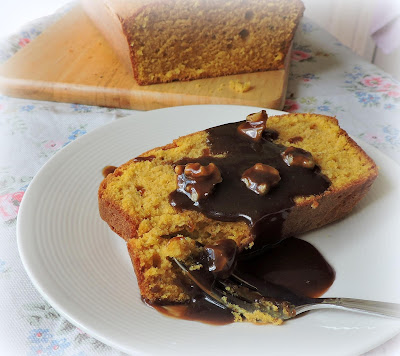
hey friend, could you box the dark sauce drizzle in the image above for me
[157,121,335,324]
[169,121,330,250]
[133,155,156,162]
[102,165,117,178]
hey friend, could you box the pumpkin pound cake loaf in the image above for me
[98,112,378,323]
[82,0,304,85]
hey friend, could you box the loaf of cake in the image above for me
[98,112,378,320]
[82,0,304,85]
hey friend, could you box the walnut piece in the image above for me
[246,110,268,122]
[281,146,315,169]
[237,110,269,142]
[237,121,266,141]
[175,162,222,202]
[241,163,281,195]
[205,239,238,279]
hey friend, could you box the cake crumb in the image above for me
[229,80,251,93]
[245,241,255,250]
[189,263,203,271]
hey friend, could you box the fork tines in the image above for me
[173,257,295,322]
[216,278,295,320]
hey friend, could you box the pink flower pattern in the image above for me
[360,77,400,98]
[18,38,30,47]
[361,76,383,87]
[0,191,24,221]
[44,140,63,150]
[387,91,400,98]
[344,67,400,109]
[284,99,300,112]
[364,133,385,143]
[291,50,311,61]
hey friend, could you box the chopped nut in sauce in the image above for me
[237,110,269,142]
[241,163,281,195]
[205,239,238,279]
[281,147,315,169]
[237,121,265,141]
[175,162,222,202]
[246,110,268,122]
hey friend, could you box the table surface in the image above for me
[1,3,399,355]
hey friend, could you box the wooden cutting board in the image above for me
[0,5,290,111]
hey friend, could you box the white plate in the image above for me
[17,105,400,356]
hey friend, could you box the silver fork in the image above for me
[173,258,400,321]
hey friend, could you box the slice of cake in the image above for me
[82,0,305,85]
[98,112,377,323]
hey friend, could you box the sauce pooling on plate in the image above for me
[152,237,335,325]
[162,120,334,324]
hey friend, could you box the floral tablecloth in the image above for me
[1,3,399,355]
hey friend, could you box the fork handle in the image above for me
[312,298,400,318]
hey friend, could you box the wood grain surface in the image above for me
[0,5,291,111]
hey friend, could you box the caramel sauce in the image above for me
[205,239,238,279]
[169,121,330,250]
[154,121,334,324]
[133,155,156,162]
[149,298,234,325]
[175,162,222,202]
[150,237,334,325]
[102,165,117,177]
[235,237,335,301]
[288,136,303,144]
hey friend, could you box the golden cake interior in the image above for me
[99,113,378,308]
